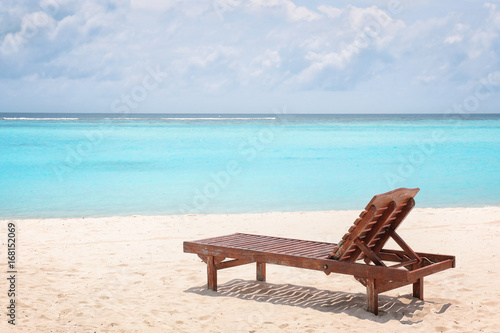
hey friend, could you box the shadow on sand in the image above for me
[185,279,451,324]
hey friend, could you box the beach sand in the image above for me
[1,207,499,332]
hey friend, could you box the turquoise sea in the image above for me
[1,113,499,219]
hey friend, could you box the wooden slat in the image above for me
[299,246,336,257]
[184,241,409,280]
[379,249,455,265]
[299,252,332,259]
[331,205,377,260]
[276,243,330,255]
[201,233,241,241]
[258,240,316,253]
[364,201,397,245]
[371,197,416,255]
[238,233,336,247]
[350,201,398,263]
[214,234,269,247]
[195,234,337,259]
[362,188,420,259]
[196,233,241,245]
[280,243,327,254]
[200,235,259,248]
[220,236,302,251]
[244,238,298,249]
[221,237,278,249]
[256,242,306,253]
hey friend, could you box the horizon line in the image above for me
[1,112,500,115]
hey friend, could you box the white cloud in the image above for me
[1,0,500,113]
[130,0,180,11]
[416,75,437,84]
[318,6,342,19]
[168,45,241,91]
[1,11,56,54]
[444,24,469,44]
[251,50,281,69]
[486,3,500,28]
[460,4,500,59]
[247,0,320,22]
[285,2,320,22]
[290,5,405,86]
[247,49,281,79]
[468,30,498,58]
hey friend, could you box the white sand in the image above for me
[1,207,500,332]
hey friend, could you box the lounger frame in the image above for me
[183,188,456,315]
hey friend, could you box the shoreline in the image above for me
[1,206,499,332]
[3,205,500,221]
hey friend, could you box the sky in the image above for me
[0,0,500,114]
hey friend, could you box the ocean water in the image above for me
[1,113,499,219]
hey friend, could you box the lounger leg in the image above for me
[256,262,266,281]
[207,256,217,291]
[366,279,379,315]
[413,278,424,300]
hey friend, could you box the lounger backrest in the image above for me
[329,188,420,262]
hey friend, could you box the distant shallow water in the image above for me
[1,113,499,219]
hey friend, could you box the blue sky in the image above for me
[1,0,499,113]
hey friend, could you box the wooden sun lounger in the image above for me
[183,188,455,315]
